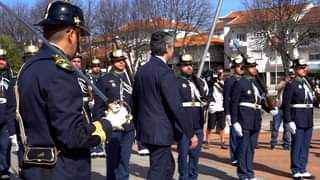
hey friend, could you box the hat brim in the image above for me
[111,57,126,62]
[37,19,90,36]
[293,65,307,68]
[178,62,193,66]
[243,63,257,67]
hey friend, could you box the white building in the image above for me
[220,4,320,93]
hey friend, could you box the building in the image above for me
[220,3,320,93]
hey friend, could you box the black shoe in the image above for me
[283,145,289,150]
[203,141,209,149]
[221,143,228,149]
[270,144,275,150]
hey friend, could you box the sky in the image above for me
[217,0,245,16]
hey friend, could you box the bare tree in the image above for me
[244,0,318,74]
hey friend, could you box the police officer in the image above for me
[88,57,105,158]
[17,1,112,180]
[231,57,269,180]
[0,48,13,180]
[176,53,207,180]
[23,43,39,62]
[283,58,316,180]
[93,49,134,180]
[223,55,243,165]
[89,58,104,84]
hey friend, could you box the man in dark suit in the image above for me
[133,31,197,180]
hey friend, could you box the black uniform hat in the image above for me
[91,57,101,66]
[109,49,126,62]
[178,53,193,65]
[0,49,7,59]
[243,57,257,67]
[73,52,82,59]
[291,58,307,68]
[230,55,243,68]
[37,1,89,36]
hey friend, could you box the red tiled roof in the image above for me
[215,20,225,31]
[220,11,242,20]
[300,6,320,24]
[175,33,224,47]
[228,4,310,26]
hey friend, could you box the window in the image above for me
[271,72,285,85]
[236,33,246,41]
[309,53,320,61]
[254,32,266,38]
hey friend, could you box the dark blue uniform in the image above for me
[223,75,241,163]
[283,77,314,175]
[17,45,112,180]
[231,76,268,180]
[133,56,194,180]
[93,71,134,180]
[0,70,12,178]
[176,75,205,180]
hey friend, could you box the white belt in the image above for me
[239,102,261,109]
[290,104,313,108]
[0,98,7,104]
[182,102,201,107]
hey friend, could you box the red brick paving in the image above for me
[202,129,320,179]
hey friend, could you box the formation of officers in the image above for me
[0,1,317,180]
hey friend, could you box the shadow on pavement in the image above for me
[198,164,238,180]
[199,150,292,179]
[91,172,105,180]
[129,163,148,179]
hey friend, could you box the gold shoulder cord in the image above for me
[14,64,28,149]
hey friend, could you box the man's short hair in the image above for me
[43,25,72,42]
[150,31,174,56]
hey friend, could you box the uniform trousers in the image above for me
[178,129,203,180]
[237,129,259,180]
[106,130,134,180]
[290,127,313,175]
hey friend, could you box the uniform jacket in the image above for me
[133,56,194,146]
[93,71,134,132]
[283,77,314,128]
[17,45,112,180]
[231,76,268,130]
[223,75,239,116]
[176,74,205,130]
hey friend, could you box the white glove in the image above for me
[233,122,243,137]
[9,135,19,152]
[288,122,296,135]
[225,115,232,126]
[270,109,279,116]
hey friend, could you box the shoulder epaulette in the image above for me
[53,54,74,72]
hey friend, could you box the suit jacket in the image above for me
[133,56,194,146]
[283,77,313,128]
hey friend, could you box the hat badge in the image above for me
[74,16,81,25]
[298,59,305,65]
[112,49,124,58]
[247,57,255,64]
[182,54,192,61]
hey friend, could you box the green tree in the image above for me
[0,35,23,72]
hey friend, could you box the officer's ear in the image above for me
[66,28,77,42]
